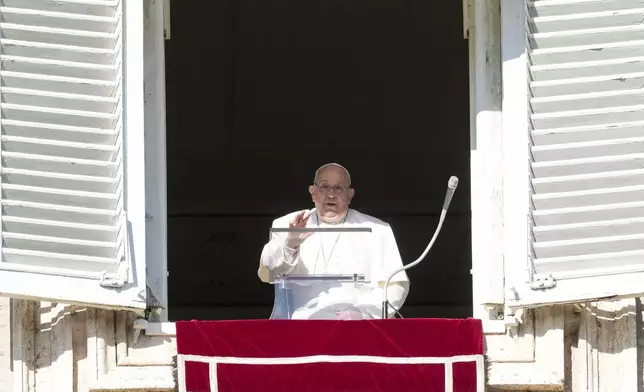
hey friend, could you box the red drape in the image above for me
[176,318,484,392]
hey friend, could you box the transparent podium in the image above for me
[267,226,372,320]
[271,273,370,319]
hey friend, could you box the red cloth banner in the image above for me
[176,318,484,392]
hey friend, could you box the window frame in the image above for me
[148,0,516,326]
[142,0,169,319]
[500,0,531,309]
[147,0,510,326]
[468,0,507,333]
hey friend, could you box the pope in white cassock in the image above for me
[258,163,409,320]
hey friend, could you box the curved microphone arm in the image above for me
[381,176,459,319]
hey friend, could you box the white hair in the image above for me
[313,163,352,186]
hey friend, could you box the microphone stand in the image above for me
[381,176,459,319]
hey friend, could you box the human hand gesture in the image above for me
[285,210,313,249]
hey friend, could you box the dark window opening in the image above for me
[164,0,472,321]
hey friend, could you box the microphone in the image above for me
[381,176,459,319]
[442,176,459,211]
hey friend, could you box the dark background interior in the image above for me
[164,0,472,320]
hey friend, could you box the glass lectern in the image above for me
[271,273,370,319]
[267,226,372,320]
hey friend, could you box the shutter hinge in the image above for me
[99,258,129,288]
[530,273,556,290]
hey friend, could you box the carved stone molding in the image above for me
[11,300,176,392]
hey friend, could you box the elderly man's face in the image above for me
[309,167,355,223]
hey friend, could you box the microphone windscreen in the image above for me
[448,176,459,189]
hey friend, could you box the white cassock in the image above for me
[258,208,409,319]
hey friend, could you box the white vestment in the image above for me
[258,208,409,319]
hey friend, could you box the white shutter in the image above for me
[507,0,644,309]
[0,0,147,309]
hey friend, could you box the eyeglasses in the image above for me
[315,183,349,194]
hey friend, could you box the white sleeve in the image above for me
[257,224,301,282]
[356,222,410,318]
[357,282,409,319]
[378,223,408,283]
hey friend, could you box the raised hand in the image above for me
[285,210,314,249]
